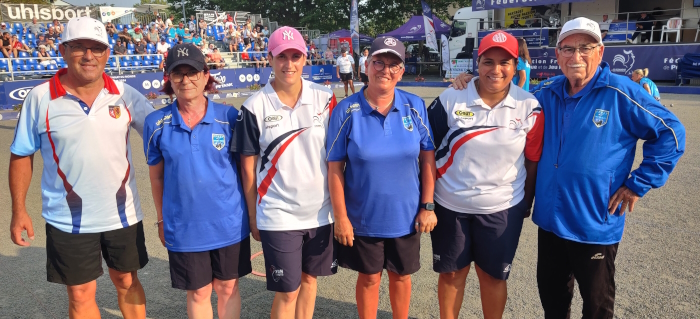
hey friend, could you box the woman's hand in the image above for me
[250,220,261,242]
[415,209,438,233]
[451,72,474,90]
[158,223,166,247]
[334,216,355,247]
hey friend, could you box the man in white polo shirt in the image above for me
[9,17,154,319]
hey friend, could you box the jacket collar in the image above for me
[49,68,120,100]
[547,62,611,99]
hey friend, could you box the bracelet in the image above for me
[154,220,163,227]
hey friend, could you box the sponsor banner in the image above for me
[421,1,438,51]
[505,7,535,27]
[99,7,135,23]
[1,3,98,22]
[441,34,451,75]
[451,59,474,74]
[199,10,231,27]
[471,44,700,81]
[350,0,360,56]
[474,0,593,11]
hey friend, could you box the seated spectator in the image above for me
[176,23,186,38]
[166,25,176,39]
[52,19,64,34]
[251,44,263,68]
[629,12,653,44]
[46,28,60,44]
[509,19,523,28]
[262,26,269,37]
[182,29,193,43]
[36,34,56,51]
[118,28,133,43]
[132,27,144,42]
[177,38,183,45]
[599,14,611,39]
[192,33,202,46]
[127,22,137,37]
[313,50,322,65]
[146,27,159,44]
[156,37,170,54]
[10,34,31,58]
[36,45,56,68]
[0,23,8,34]
[114,39,127,55]
[24,18,42,35]
[405,52,418,74]
[105,22,118,37]
[324,47,334,65]
[208,47,225,69]
[1,32,12,58]
[133,38,147,54]
[200,41,210,55]
[307,48,316,65]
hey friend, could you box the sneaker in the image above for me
[344,94,348,98]
[626,38,632,44]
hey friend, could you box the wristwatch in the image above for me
[420,202,435,211]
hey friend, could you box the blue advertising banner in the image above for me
[474,0,593,11]
[350,0,360,56]
[0,66,339,109]
[472,44,700,81]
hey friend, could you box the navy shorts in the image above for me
[336,231,421,276]
[168,236,252,290]
[430,200,528,280]
[259,224,337,292]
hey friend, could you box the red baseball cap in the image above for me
[477,30,518,59]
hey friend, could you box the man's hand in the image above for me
[249,220,261,242]
[415,209,438,233]
[157,223,166,247]
[608,185,640,215]
[334,216,355,247]
[451,72,474,90]
[10,210,34,247]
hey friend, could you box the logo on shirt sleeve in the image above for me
[402,116,414,131]
[212,133,225,150]
[592,109,609,128]
[108,105,121,119]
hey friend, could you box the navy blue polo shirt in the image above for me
[143,99,249,252]
[326,87,435,238]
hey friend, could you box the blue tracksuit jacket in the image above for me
[531,62,685,244]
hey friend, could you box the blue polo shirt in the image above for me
[143,99,249,252]
[326,87,435,238]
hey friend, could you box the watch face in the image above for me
[425,203,435,210]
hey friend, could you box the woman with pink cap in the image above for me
[231,26,338,319]
[426,30,544,318]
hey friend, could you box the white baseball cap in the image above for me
[62,17,109,47]
[557,17,602,46]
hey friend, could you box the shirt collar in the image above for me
[359,86,400,115]
[49,68,120,100]
[466,77,517,110]
[171,98,215,128]
[264,78,313,110]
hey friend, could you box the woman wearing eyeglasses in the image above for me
[142,43,251,319]
[327,36,437,318]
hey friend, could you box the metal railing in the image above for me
[0,54,164,81]
[451,17,550,47]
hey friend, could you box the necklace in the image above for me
[364,90,393,112]
[180,107,205,127]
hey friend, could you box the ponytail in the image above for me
[643,68,649,77]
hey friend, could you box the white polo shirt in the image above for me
[427,79,544,214]
[10,69,154,234]
[359,55,367,74]
[336,55,354,74]
[231,78,337,231]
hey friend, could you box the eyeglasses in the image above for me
[63,43,108,57]
[557,45,600,58]
[169,70,202,83]
[371,60,403,74]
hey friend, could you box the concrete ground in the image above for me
[0,88,698,319]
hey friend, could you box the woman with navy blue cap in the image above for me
[327,36,437,318]
[143,43,251,319]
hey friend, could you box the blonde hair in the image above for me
[633,68,649,77]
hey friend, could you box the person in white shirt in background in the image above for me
[599,14,611,40]
[156,37,170,54]
[335,48,355,98]
[358,48,369,86]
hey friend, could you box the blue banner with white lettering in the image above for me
[0,65,339,109]
[473,0,593,11]
[472,44,700,81]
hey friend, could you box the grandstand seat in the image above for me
[215,33,224,41]
[127,50,133,55]
[109,38,116,45]
[20,65,31,72]
[128,43,134,50]
[47,64,57,71]
[18,52,28,58]
[0,59,8,71]
[117,24,124,31]
[120,61,129,68]
[47,51,55,57]
[109,44,114,51]
[110,61,118,68]
[26,33,35,41]
[13,58,23,66]
[207,29,214,37]
[142,60,152,66]
[28,59,39,69]
[47,23,53,29]
[13,23,22,30]
[147,43,154,51]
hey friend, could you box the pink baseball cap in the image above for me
[268,26,307,57]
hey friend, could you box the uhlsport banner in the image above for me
[1,3,99,22]
[99,7,135,23]
[350,0,360,55]
[421,0,438,51]
[474,0,593,11]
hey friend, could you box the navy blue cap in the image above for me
[369,36,405,62]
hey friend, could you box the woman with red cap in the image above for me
[231,26,338,319]
[426,30,544,319]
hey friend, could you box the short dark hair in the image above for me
[161,65,219,95]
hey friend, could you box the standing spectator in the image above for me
[118,28,133,44]
[358,48,369,86]
[224,17,235,31]
[166,24,176,39]
[188,15,196,31]
[36,45,57,68]
[133,38,147,55]
[241,25,250,46]
[1,32,12,58]
[24,18,43,35]
[114,39,128,55]
[324,47,334,65]
[156,37,170,54]
[226,26,237,52]
[166,14,174,28]
[513,38,532,90]
[199,19,208,39]
[105,22,118,38]
[10,34,32,58]
[131,28,144,43]
[52,19,64,34]
[336,48,355,98]
[10,17,153,319]
[208,47,225,69]
[262,26,270,37]
[36,34,56,51]
[147,27,159,44]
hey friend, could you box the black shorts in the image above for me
[168,237,252,290]
[259,224,337,292]
[339,72,353,82]
[336,231,421,276]
[360,73,368,83]
[46,221,148,286]
[430,200,528,280]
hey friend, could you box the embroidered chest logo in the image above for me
[212,134,225,150]
[454,110,474,120]
[402,116,414,132]
[108,105,121,119]
[592,109,609,128]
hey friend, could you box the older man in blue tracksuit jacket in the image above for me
[530,18,685,319]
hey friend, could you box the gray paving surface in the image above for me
[0,88,698,319]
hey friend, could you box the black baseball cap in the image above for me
[166,43,205,74]
[369,36,405,63]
